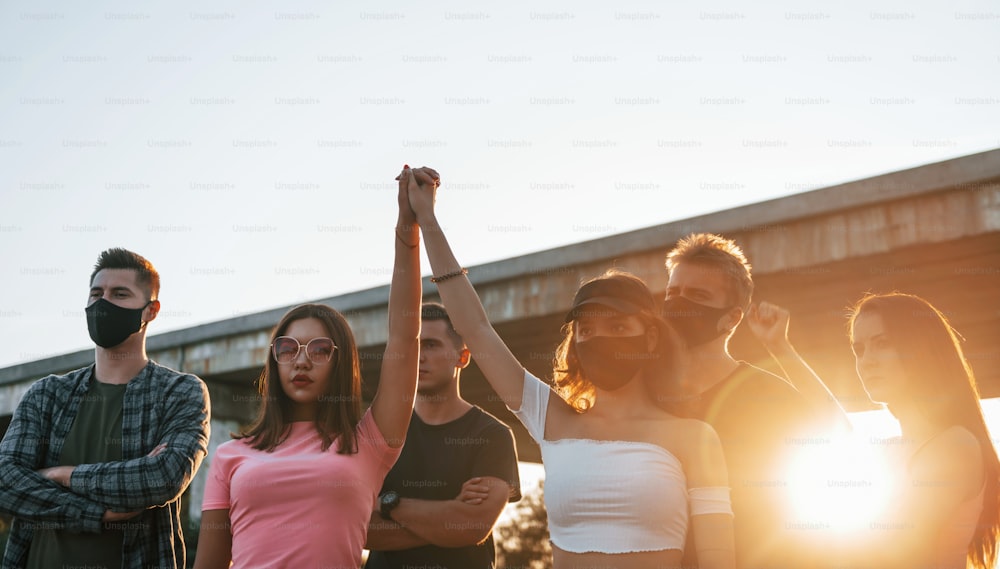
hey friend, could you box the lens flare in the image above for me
[784,434,893,533]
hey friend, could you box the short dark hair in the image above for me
[90,248,160,300]
[421,302,464,348]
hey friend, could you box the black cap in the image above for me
[564,276,655,322]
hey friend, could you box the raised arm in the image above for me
[407,168,527,409]
[747,302,851,434]
[370,166,422,448]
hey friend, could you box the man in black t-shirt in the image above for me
[365,303,521,569]
[656,233,836,569]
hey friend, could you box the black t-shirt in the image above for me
[366,406,521,569]
[668,362,823,569]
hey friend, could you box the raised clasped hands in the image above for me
[395,165,439,224]
[396,166,417,227]
[401,165,439,223]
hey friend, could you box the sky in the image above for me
[1,0,999,369]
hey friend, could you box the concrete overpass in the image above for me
[1,148,999,517]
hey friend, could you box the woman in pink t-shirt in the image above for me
[193,166,429,569]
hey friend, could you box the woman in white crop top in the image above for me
[750,294,1000,569]
[404,167,735,569]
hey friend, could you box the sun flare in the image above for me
[784,434,894,533]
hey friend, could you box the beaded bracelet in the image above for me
[430,268,468,283]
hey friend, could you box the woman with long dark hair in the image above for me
[848,293,999,569]
[750,292,999,569]
[192,167,423,568]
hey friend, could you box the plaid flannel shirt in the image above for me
[0,361,210,569]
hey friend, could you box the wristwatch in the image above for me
[378,490,401,521]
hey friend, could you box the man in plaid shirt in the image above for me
[0,248,211,569]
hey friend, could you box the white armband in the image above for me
[689,486,733,516]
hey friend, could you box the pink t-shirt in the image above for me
[202,409,401,569]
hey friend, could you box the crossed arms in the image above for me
[0,374,210,531]
[366,476,512,550]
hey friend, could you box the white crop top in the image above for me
[510,371,731,554]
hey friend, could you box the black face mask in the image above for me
[661,296,735,348]
[576,335,651,392]
[86,298,149,348]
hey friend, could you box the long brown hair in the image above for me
[849,292,1000,569]
[237,304,363,454]
[553,269,683,411]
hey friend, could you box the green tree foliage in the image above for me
[495,480,552,569]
